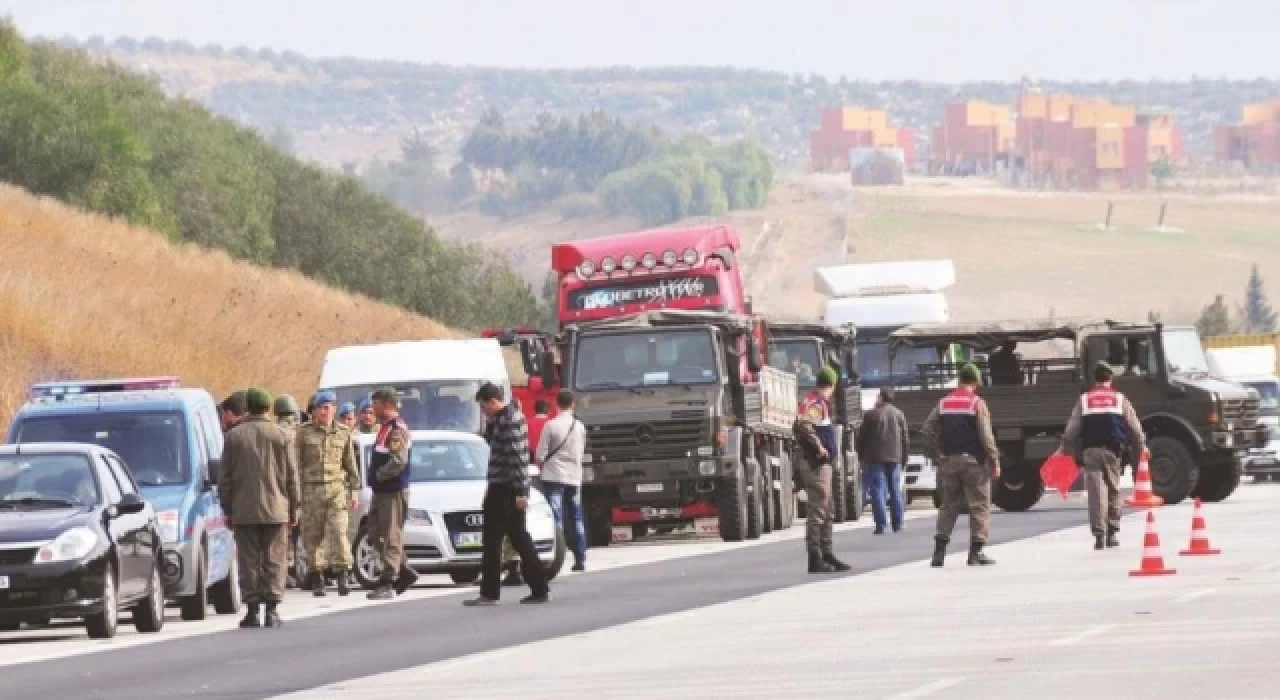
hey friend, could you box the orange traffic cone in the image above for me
[1179,498,1221,556]
[1125,459,1164,508]
[1130,510,1176,577]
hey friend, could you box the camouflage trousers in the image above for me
[935,455,993,544]
[302,481,352,572]
[1081,447,1123,536]
[797,459,834,556]
[235,524,289,604]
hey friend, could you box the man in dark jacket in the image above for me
[464,382,551,606]
[793,367,851,574]
[857,388,909,535]
[366,387,418,600]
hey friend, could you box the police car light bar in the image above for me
[29,376,180,398]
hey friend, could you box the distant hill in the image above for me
[0,183,456,427]
[52,36,1280,170]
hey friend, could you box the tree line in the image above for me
[1195,264,1278,337]
[365,109,774,227]
[0,24,539,330]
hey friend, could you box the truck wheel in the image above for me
[846,458,864,522]
[830,460,848,523]
[587,505,612,548]
[775,451,795,529]
[718,472,749,543]
[1148,436,1198,505]
[755,448,775,535]
[1192,462,1243,503]
[745,460,764,540]
[992,467,1044,512]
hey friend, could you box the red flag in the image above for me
[1040,453,1079,500]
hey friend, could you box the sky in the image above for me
[2,0,1277,82]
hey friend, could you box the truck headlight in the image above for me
[698,460,717,476]
[156,510,181,544]
[37,527,98,563]
[407,508,433,526]
[583,467,595,482]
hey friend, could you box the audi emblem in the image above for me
[464,513,484,527]
[635,424,656,445]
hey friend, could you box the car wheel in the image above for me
[352,525,383,590]
[134,564,166,633]
[180,546,209,621]
[211,546,241,615]
[448,569,479,585]
[85,562,119,640]
[545,526,567,581]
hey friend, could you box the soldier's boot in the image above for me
[367,574,396,601]
[311,571,327,597]
[264,602,283,628]
[967,542,995,566]
[808,552,836,574]
[822,550,851,572]
[1106,530,1120,548]
[930,536,948,567]
[394,566,420,595]
[1094,533,1106,550]
[239,603,261,629]
[335,569,351,597]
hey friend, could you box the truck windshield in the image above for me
[1245,381,1280,412]
[1162,329,1212,375]
[330,382,484,433]
[858,341,943,388]
[769,340,822,388]
[575,330,719,389]
[14,412,189,487]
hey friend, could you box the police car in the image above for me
[348,430,564,588]
[7,378,240,621]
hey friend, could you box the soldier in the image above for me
[272,395,305,588]
[295,391,361,596]
[792,367,851,574]
[219,388,299,628]
[922,363,998,567]
[1058,361,1148,550]
[366,387,419,600]
[339,402,358,431]
[357,398,378,434]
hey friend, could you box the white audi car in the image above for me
[348,430,564,588]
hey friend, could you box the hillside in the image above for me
[54,37,1280,171]
[0,184,455,427]
[433,175,1280,324]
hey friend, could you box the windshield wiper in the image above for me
[0,497,79,509]
[581,382,648,394]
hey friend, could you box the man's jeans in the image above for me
[540,481,587,565]
[866,463,905,531]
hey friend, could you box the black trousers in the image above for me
[480,483,549,600]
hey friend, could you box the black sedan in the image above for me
[0,442,166,639]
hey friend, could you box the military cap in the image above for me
[245,388,273,413]
[358,398,373,412]
[313,390,338,406]
[273,394,299,416]
[816,367,839,388]
[957,363,981,383]
[371,387,400,407]
[339,401,356,417]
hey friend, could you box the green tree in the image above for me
[1243,264,1278,333]
[1196,295,1233,337]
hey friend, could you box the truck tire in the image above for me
[992,466,1044,512]
[1148,436,1198,505]
[755,448,776,535]
[745,459,764,540]
[846,456,864,522]
[830,460,848,523]
[587,504,612,548]
[718,472,749,543]
[1192,461,1243,503]
[775,451,795,530]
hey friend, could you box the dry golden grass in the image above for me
[0,184,457,427]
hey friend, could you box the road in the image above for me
[7,480,1280,700]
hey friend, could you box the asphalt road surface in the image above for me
[6,502,1090,699]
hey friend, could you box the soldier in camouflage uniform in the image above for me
[295,391,361,596]
[357,398,378,434]
[273,395,304,588]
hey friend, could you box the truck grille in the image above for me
[1223,398,1260,427]
[587,418,707,461]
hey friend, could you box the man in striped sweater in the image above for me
[464,382,552,606]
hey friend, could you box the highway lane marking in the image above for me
[1174,587,1218,604]
[1048,624,1115,647]
[885,676,966,699]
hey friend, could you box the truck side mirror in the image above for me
[517,339,539,375]
[745,335,763,374]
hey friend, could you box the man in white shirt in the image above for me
[536,390,587,571]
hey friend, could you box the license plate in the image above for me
[636,482,664,493]
[695,518,719,536]
[454,532,482,550]
[0,576,8,589]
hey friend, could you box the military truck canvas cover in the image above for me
[888,318,1147,352]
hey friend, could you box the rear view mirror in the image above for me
[115,493,147,516]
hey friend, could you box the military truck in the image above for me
[561,310,799,544]
[766,321,865,523]
[886,319,1262,510]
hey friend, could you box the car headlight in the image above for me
[407,508,433,526]
[156,510,181,544]
[37,527,99,563]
